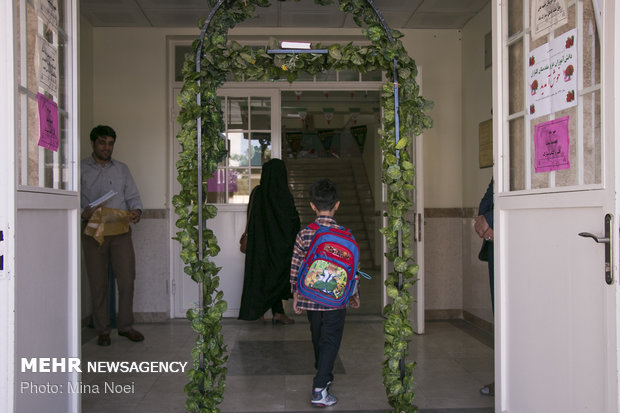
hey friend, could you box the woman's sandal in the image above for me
[272,313,295,325]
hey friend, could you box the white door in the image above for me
[411,71,425,334]
[2,0,80,412]
[494,0,619,411]
[172,89,280,318]
[411,133,425,334]
[381,114,425,334]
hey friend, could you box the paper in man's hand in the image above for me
[88,190,117,209]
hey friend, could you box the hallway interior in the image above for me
[81,316,494,412]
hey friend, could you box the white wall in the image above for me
[88,26,462,211]
[90,27,192,209]
[79,16,94,158]
[461,3,494,206]
[461,3,494,324]
[400,30,463,208]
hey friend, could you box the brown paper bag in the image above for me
[84,207,131,245]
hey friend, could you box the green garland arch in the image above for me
[174,0,433,412]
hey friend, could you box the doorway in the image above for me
[170,86,388,318]
[168,38,427,319]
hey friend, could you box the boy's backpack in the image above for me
[296,222,360,307]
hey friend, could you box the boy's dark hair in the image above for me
[90,125,117,142]
[309,178,339,211]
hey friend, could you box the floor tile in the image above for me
[81,317,494,413]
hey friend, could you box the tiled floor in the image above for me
[81,316,494,413]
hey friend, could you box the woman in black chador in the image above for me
[238,158,300,324]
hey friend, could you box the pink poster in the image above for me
[534,116,570,173]
[37,93,59,152]
[207,169,238,193]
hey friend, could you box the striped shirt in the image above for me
[290,215,359,311]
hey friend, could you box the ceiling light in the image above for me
[281,41,311,49]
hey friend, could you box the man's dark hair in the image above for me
[309,178,339,211]
[90,125,117,142]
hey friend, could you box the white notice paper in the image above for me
[88,190,118,209]
[38,36,58,96]
[39,0,59,30]
[527,29,577,119]
[531,0,568,40]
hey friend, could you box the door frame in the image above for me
[2,0,81,411]
[0,1,16,411]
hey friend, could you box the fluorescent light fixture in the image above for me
[281,41,311,49]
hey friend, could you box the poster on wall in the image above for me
[531,0,568,39]
[478,119,493,168]
[37,93,60,152]
[39,0,59,30]
[527,28,577,119]
[38,36,58,96]
[206,169,238,194]
[533,116,570,173]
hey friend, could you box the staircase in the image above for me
[286,158,382,314]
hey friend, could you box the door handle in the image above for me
[418,213,422,242]
[578,213,614,285]
[578,232,609,243]
[412,213,422,242]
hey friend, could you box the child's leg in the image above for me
[306,309,346,389]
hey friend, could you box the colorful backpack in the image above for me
[296,222,360,307]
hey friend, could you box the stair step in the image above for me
[287,157,377,269]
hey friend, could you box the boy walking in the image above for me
[290,179,360,407]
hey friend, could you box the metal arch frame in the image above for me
[192,0,404,377]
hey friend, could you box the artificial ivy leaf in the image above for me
[350,53,363,66]
[401,160,414,171]
[366,26,383,42]
[395,137,408,150]
[394,258,408,273]
[204,204,218,219]
[328,44,342,60]
[386,165,401,180]
[386,285,399,299]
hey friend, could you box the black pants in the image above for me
[306,309,346,389]
[488,241,494,312]
[271,299,284,315]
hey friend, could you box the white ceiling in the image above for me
[80,0,490,29]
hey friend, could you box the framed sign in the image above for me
[478,118,493,168]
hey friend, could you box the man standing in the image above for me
[474,178,494,396]
[81,125,144,346]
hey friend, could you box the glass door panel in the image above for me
[504,0,601,193]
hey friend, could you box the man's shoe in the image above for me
[480,382,495,396]
[311,386,337,407]
[97,334,111,346]
[118,329,144,342]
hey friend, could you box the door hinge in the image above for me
[171,279,176,295]
[0,230,4,271]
